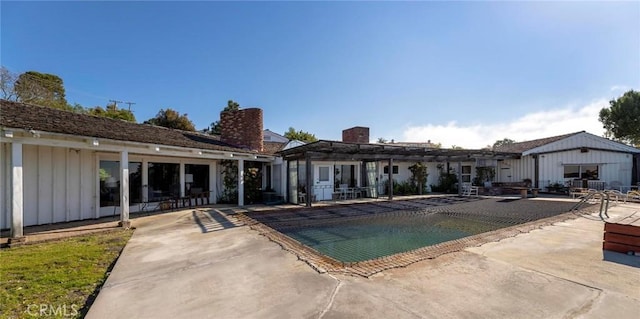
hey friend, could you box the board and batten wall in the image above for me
[24,145,97,227]
[538,149,633,186]
[497,150,633,187]
[0,144,97,229]
[1,143,8,230]
[497,156,535,184]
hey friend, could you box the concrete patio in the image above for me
[86,198,640,319]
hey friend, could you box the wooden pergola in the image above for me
[278,140,521,207]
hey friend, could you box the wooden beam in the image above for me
[388,158,393,200]
[306,155,312,207]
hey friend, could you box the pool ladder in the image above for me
[570,189,610,221]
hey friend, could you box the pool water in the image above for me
[280,212,509,263]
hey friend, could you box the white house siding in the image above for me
[425,162,439,190]
[376,161,465,192]
[524,132,638,156]
[21,145,96,227]
[497,157,535,184]
[0,143,7,230]
[538,149,633,187]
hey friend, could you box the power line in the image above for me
[4,67,131,107]
[109,99,123,109]
[124,101,136,111]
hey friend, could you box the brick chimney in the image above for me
[342,126,370,143]
[220,108,264,151]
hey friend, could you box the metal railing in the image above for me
[570,189,610,221]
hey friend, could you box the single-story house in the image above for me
[279,128,640,206]
[493,131,640,191]
[3,99,639,242]
[0,100,280,242]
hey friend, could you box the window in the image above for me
[563,165,599,180]
[335,165,356,187]
[99,161,142,207]
[148,162,180,201]
[185,164,209,195]
[297,162,307,193]
[461,165,472,183]
[383,165,399,174]
[319,166,330,182]
[265,165,272,190]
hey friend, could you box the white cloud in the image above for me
[610,85,629,92]
[402,100,607,149]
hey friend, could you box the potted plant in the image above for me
[475,167,495,187]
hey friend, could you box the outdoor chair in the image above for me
[337,184,349,200]
[607,181,622,191]
[570,188,591,199]
[461,182,479,197]
[603,189,624,203]
[626,190,640,203]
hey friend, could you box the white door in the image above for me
[314,165,333,201]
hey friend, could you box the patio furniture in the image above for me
[570,188,591,199]
[335,184,349,200]
[298,192,316,204]
[298,192,306,204]
[461,182,479,197]
[607,181,623,191]
[587,180,607,191]
[509,186,537,199]
[626,190,640,203]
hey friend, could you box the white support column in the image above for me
[10,143,24,241]
[95,156,100,219]
[388,158,393,200]
[179,162,185,197]
[209,162,217,204]
[238,159,244,207]
[119,151,130,229]
[457,161,462,196]
[142,159,149,203]
[269,163,274,190]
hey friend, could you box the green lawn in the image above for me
[0,230,133,319]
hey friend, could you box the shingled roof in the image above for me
[0,100,254,153]
[262,141,287,155]
[493,132,582,153]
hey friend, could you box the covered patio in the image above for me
[278,140,520,207]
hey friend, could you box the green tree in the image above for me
[87,103,136,122]
[408,162,429,195]
[492,138,515,150]
[14,71,69,109]
[599,90,640,146]
[377,137,388,143]
[284,127,318,143]
[1,66,17,101]
[144,108,195,131]
[208,100,241,134]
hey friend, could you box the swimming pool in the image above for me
[279,211,507,263]
[244,197,584,274]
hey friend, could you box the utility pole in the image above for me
[109,99,123,109]
[124,101,136,111]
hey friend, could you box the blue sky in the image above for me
[2,1,639,148]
